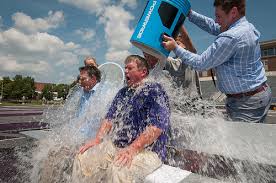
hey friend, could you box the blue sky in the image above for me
[0,0,275,83]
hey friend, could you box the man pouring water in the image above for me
[162,0,272,123]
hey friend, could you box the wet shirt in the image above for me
[76,83,99,138]
[106,82,170,161]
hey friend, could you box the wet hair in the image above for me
[76,75,80,82]
[214,0,245,16]
[124,55,150,75]
[79,65,101,82]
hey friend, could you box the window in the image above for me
[267,48,274,56]
[262,60,269,71]
[261,47,276,57]
[158,2,178,29]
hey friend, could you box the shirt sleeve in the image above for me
[173,35,237,71]
[147,85,170,131]
[189,10,221,36]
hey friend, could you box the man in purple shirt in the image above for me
[72,55,170,183]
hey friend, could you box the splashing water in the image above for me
[14,61,276,183]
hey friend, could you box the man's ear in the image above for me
[231,7,239,19]
[91,75,97,83]
[141,68,148,77]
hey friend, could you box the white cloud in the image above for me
[105,49,130,64]
[12,11,64,33]
[58,1,136,63]
[54,51,79,66]
[120,0,138,9]
[74,47,91,56]
[0,11,93,83]
[58,0,110,15]
[0,55,51,73]
[99,5,134,62]
[0,28,79,55]
[75,28,95,41]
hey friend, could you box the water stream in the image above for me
[12,62,276,183]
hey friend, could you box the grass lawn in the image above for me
[0,100,43,106]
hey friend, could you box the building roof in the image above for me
[260,39,276,48]
[34,82,52,92]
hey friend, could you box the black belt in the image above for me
[226,82,268,98]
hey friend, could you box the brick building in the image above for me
[260,39,276,72]
[34,82,52,94]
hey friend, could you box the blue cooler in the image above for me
[130,0,191,59]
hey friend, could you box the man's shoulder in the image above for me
[219,17,255,40]
[140,82,168,97]
[143,82,163,90]
[115,86,129,95]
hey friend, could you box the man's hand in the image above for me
[176,40,186,49]
[162,35,177,51]
[114,146,137,168]
[78,138,100,154]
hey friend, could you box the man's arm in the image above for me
[188,10,221,36]
[114,125,162,168]
[163,34,237,71]
[178,26,197,53]
[79,119,112,154]
[165,26,195,75]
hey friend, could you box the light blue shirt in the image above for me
[77,83,99,116]
[76,83,100,138]
[174,10,267,94]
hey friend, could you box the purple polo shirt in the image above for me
[106,82,170,161]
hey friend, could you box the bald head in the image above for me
[84,56,97,67]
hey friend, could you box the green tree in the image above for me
[10,75,24,99]
[22,76,35,99]
[53,84,70,99]
[41,84,53,100]
[5,75,36,100]
[2,77,13,99]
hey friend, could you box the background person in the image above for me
[39,66,102,183]
[84,56,98,67]
[76,65,102,138]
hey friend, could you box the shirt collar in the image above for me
[92,82,100,92]
[83,82,100,94]
[228,16,247,30]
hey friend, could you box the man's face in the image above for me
[125,61,146,87]
[84,59,97,67]
[79,70,96,91]
[143,52,158,70]
[215,6,233,32]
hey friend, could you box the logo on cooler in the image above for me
[137,1,157,39]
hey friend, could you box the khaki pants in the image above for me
[39,146,75,183]
[71,140,162,183]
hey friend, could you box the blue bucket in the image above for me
[130,0,191,59]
